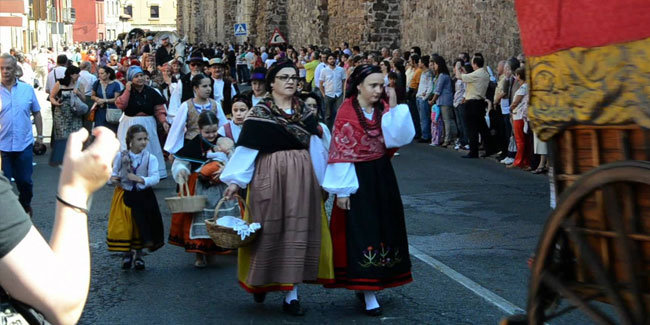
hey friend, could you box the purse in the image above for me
[87,102,99,122]
[70,91,89,117]
[103,81,122,124]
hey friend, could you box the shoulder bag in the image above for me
[105,81,123,124]
[70,90,89,117]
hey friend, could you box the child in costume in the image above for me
[218,95,250,143]
[107,124,164,270]
[169,110,240,268]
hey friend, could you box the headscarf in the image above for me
[127,66,143,81]
[265,59,298,90]
[346,64,382,98]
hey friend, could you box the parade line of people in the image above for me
[1,34,541,320]
[1,36,423,318]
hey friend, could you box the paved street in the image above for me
[24,90,593,324]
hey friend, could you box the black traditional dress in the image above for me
[323,97,415,290]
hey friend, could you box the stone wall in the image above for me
[400,0,521,66]
[327,0,367,49]
[177,0,522,65]
[287,0,328,47]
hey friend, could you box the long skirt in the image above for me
[107,187,164,252]
[169,173,232,255]
[117,115,167,178]
[238,149,334,293]
[327,155,413,291]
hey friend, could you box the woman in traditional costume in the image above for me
[323,64,415,316]
[107,124,164,270]
[221,60,334,316]
[115,66,169,178]
[164,73,227,155]
[169,110,237,268]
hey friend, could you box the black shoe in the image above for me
[24,206,33,218]
[480,151,498,158]
[355,291,364,303]
[365,306,383,317]
[122,253,133,269]
[282,300,305,316]
[253,292,266,303]
[134,257,145,270]
[461,154,478,159]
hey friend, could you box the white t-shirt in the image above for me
[319,65,346,98]
[46,66,67,94]
[512,83,528,121]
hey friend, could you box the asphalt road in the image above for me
[24,89,596,324]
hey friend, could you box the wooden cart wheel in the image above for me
[528,161,650,325]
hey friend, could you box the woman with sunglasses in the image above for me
[323,64,415,316]
[221,59,334,316]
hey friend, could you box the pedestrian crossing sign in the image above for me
[234,23,248,36]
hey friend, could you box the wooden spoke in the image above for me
[527,161,650,324]
[541,271,617,325]
[602,186,646,324]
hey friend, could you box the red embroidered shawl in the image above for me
[328,96,390,164]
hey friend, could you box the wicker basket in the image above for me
[205,195,258,249]
[164,182,207,213]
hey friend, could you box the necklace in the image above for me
[352,98,382,138]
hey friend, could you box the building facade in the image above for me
[105,0,125,41]
[122,0,177,33]
[72,0,106,42]
[1,0,75,53]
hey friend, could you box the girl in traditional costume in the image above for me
[217,95,250,143]
[323,64,415,316]
[169,110,238,268]
[164,73,228,155]
[221,60,334,316]
[107,124,164,270]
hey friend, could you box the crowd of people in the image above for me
[0,34,545,322]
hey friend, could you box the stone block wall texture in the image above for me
[287,0,329,47]
[177,0,522,65]
[400,0,521,66]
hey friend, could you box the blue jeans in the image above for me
[1,144,34,209]
[416,98,432,140]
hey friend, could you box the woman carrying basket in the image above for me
[221,59,334,316]
[323,64,415,316]
[169,110,237,268]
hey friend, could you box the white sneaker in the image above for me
[504,158,514,165]
[464,145,470,150]
[500,157,509,164]
[454,144,461,150]
[393,152,401,156]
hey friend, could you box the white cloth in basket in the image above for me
[216,216,261,240]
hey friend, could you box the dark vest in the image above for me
[180,73,194,103]
[213,79,233,115]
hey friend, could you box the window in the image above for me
[150,5,159,19]
[124,5,132,16]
